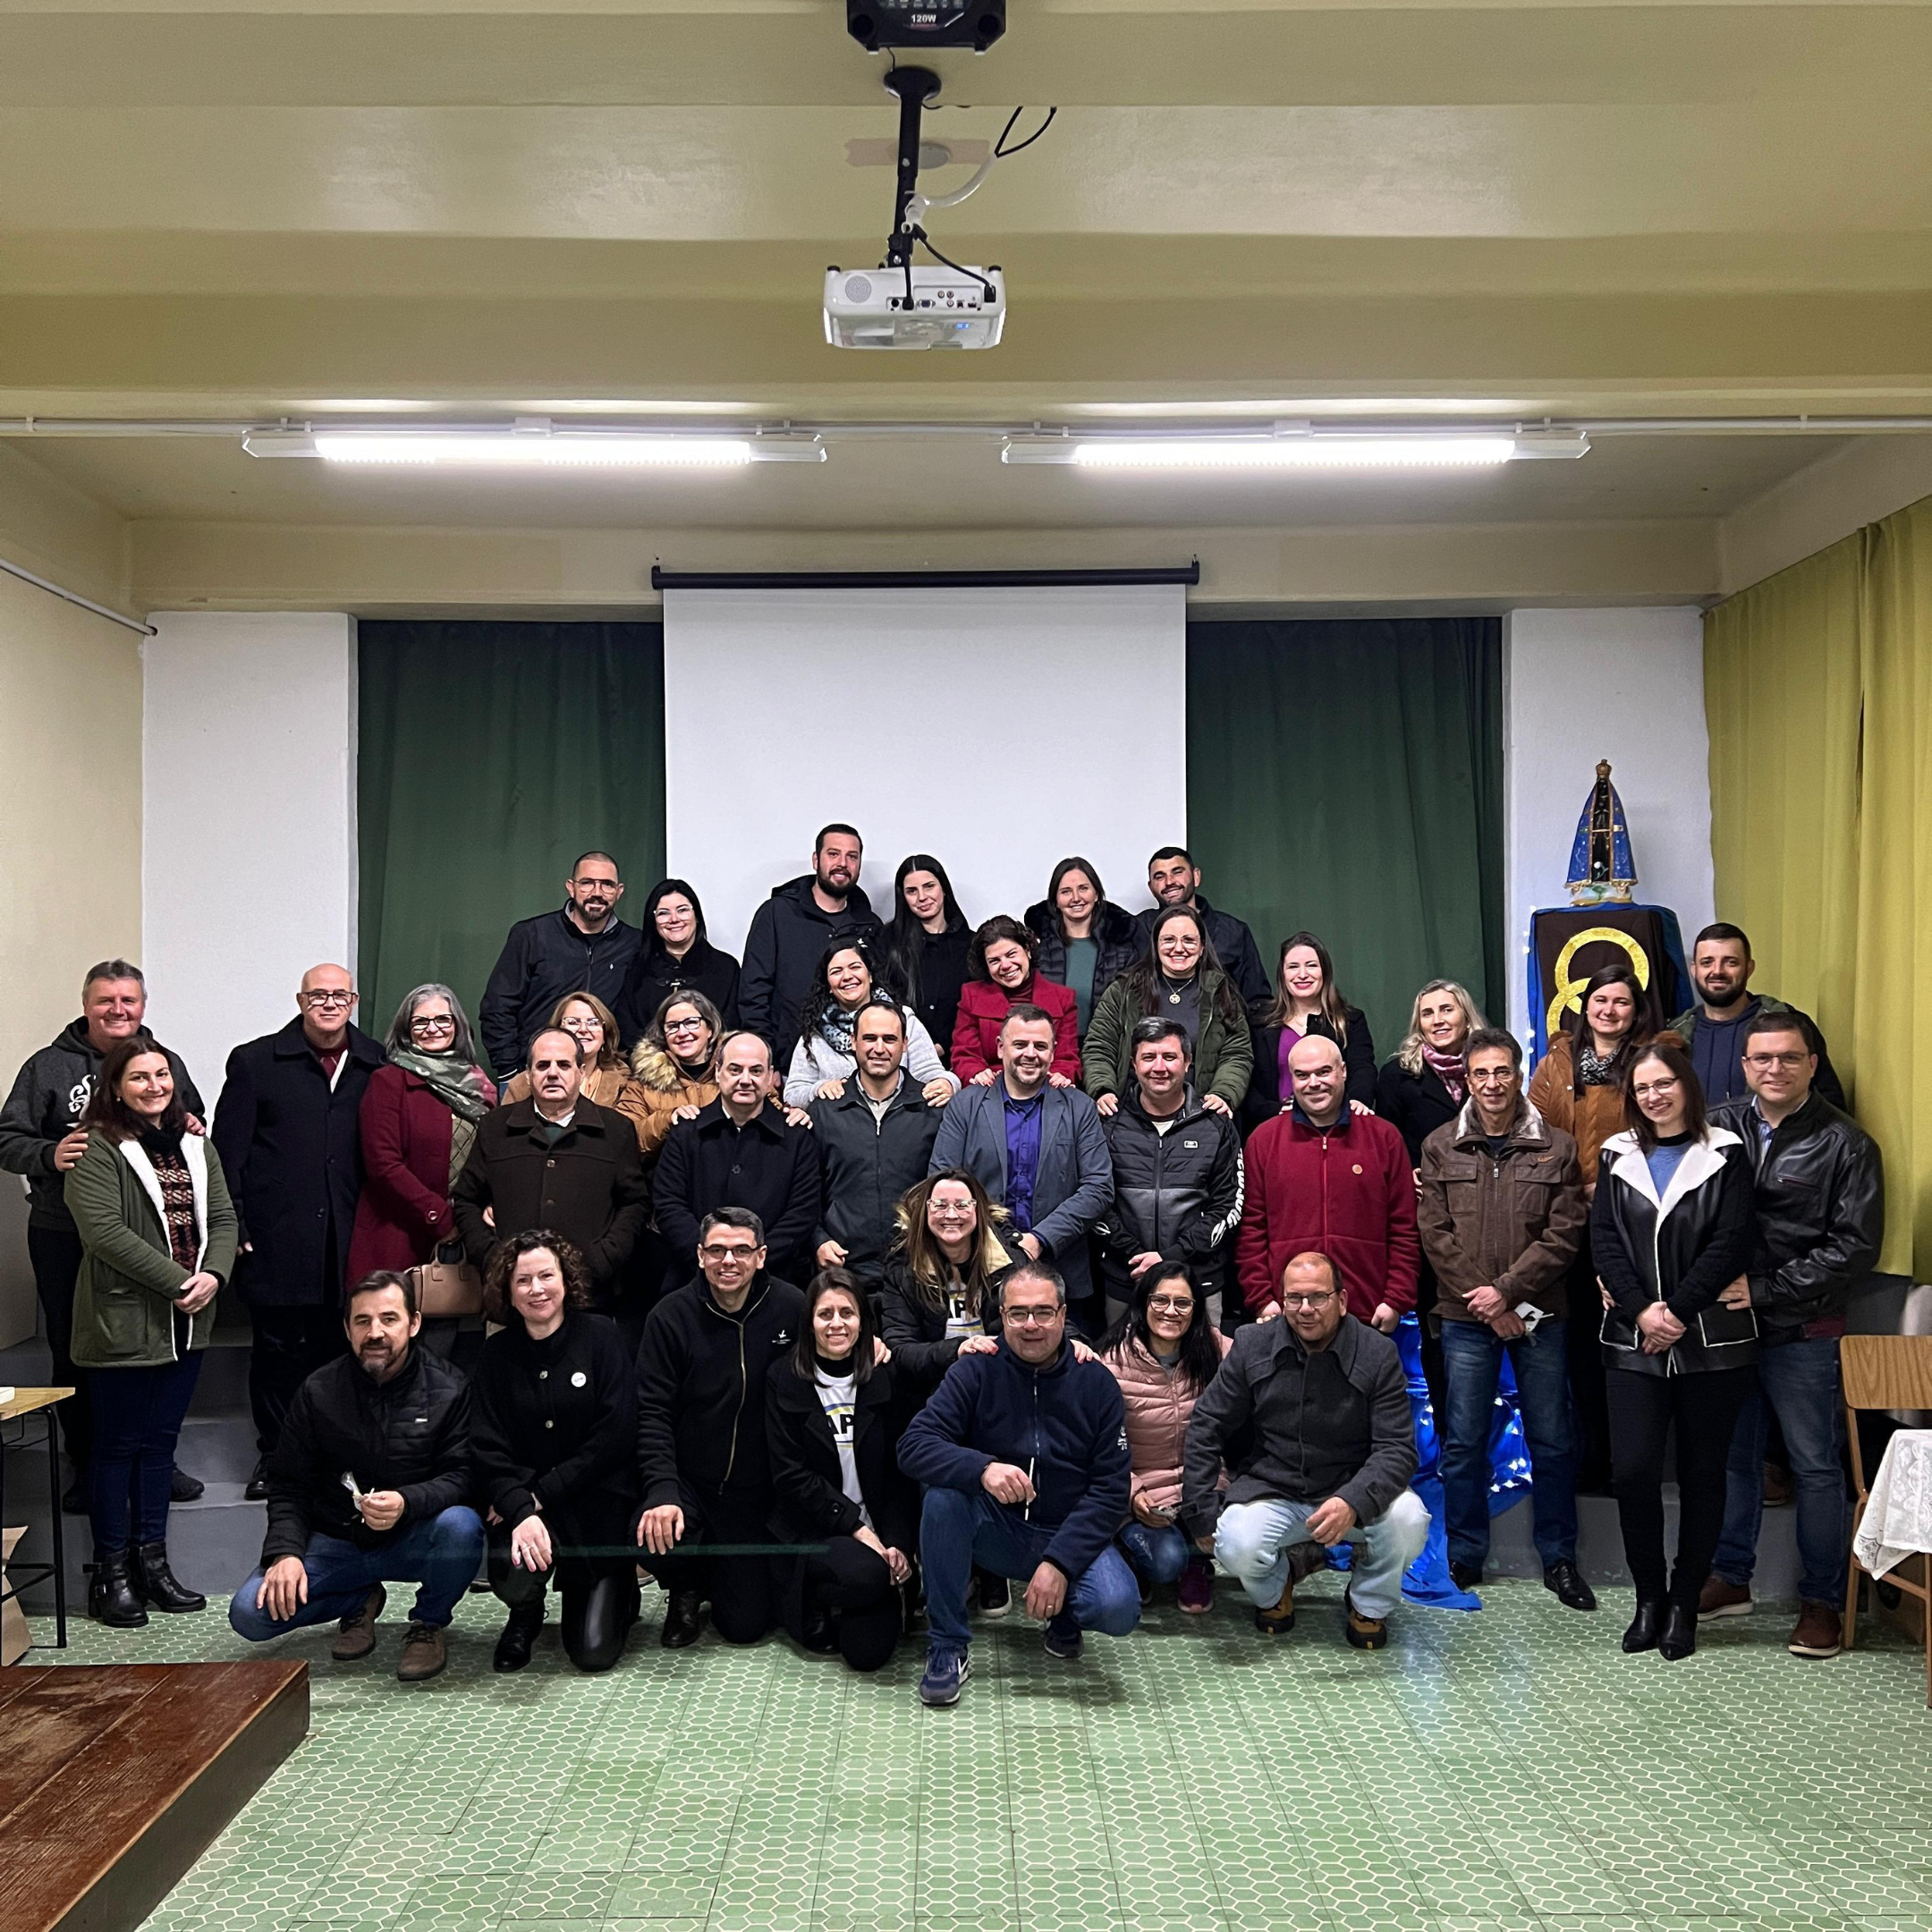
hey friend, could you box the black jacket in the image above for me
[809,1076,943,1287]
[614,937,741,1048]
[877,1257,1008,1392]
[635,1273,805,1507]
[0,1020,206,1232]
[886,921,973,1066]
[479,908,643,1080]
[653,1099,821,1287]
[739,876,884,1055]
[1136,894,1270,1011]
[470,1310,638,1530]
[1244,1008,1377,1130]
[1093,1087,1244,1303]
[1180,1314,1416,1537]
[1025,900,1145,1023]
[211,1020,386,1308]
[259,1344,473,1563]
[1710,1093,1883,1341]
[452,1096,650,1301]
[766,1356,919,1552]
[1593,1129,1758,1377]
[1374,1056,1462,1166]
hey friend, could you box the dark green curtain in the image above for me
[358,622,665,1047]
[1186,619,1504,1055]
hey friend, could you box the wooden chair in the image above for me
[1841,1333,1932,1705]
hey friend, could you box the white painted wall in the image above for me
[662,585,1188,956]
[142,613,358,1103]
[1503,607,1714,1040]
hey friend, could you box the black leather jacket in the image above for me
[1709,1093,1883,1340]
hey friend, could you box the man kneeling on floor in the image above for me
[230,1269,484,1682]
[899,1258,1139,1707]
[1182,1250,1426,1649]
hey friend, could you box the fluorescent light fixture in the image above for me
[1002,429,1589,468]
[242,427,825,465]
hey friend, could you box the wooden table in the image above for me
[1,1386,73,1650]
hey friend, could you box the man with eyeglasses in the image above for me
[633,1206,805,1649]
[1699,1012,1882,1659]
[1416,1027,1592,1609]
[479,850,641,1080]
[213,963,386,1494]
[1183,1250,1427,1649]
[900,1258,1138,1706]
[1664,922,1845,1107]
[655,1030,820,1292]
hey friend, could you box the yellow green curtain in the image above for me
[1705,495,1932,1277]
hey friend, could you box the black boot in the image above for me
[565,1574,634,1674]
[660,1587,703,1649]
[493,1602,544,1673]
[89,1548,148,1628]
[132,1539,206,1613]
[1658,1602,1698,1660]
[1622,1599,1664,1653]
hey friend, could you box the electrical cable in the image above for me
[995,106,1056,157]
[911,227,996,303]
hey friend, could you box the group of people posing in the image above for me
[0,826,1882,1696]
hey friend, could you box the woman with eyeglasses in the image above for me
[880,1170,1016,1392]
[503,992,649,1149]
[1593,1037,1757,1661]
[767,1267,919,1671]
[1100,1264,1230,1614]
[614,878,740,1046]
[629,990,724,1165]
[346,984,497,1326]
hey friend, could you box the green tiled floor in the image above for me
[25,1574,1932,1932]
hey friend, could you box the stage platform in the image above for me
[0,1660,308,1932]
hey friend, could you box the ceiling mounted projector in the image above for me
[824,264,1005,350]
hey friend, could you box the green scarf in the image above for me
[388,1046,495,1122]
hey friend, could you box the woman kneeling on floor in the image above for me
[1102,1263,1230,1613]
[766,1267,919,1671]
[473,1230,640,1673]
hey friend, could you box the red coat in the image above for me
[1236,1108,1419,1319]
[345,1063,496,1279]
[949,976,1081,1083]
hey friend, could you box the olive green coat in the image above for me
[64,1131,238,1368]
[1080,967,1256,1113]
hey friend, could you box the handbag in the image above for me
[1696,1301,1759,1348]
[408,1241,484,1319]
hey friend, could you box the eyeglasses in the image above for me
[665,1017,706,1035]
[1004,1307,1060,1326]
[1743,1051,1809,1070]
[699,1244,758,1265]
[929,1206,974,1221]
[410,1015,455,1036]
[1631,1078,1680,1099]
[1281,1292,1338,1309]
[1147,1296,1195,1316]
[301,990,354,1009]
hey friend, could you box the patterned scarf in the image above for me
[818,1004,858,1058]
[1421,1042,1469,1105]
[388,1046,496,1121]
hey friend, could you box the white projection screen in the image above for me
[663,583,1188,957]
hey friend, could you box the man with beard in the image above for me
[0,958,206,1508]
[228,1271,483,1682]
[1665,923,1844,1107]
[739,825,883,1055]
[1134,845,1271,1011]
[479,851,641,1080]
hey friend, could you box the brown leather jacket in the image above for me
[1416,1097,1588,1323]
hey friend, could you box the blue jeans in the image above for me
[1215,1491,1429,1623]
[1439,1316,1579,1570]
[229,1506,486,1639]
[1118,1520,1192,1589]
[1712,1335,1848,1602]
[919,1487,1140,1656]
[88,1352,202,1551]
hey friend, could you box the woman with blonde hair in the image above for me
[504,991,648,1148]
[1376,979,1489,1165]
[878,1168,1014,1392]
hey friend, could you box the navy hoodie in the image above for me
[898,1338,1131,1582]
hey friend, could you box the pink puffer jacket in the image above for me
[1103,1331,1232,1516]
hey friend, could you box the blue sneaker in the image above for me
[919,1648,970,1707]
[1044,1614,1082,1661]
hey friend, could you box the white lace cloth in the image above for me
[1854,1429,1932,1580]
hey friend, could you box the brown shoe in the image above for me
[1696,1576,1752,1622]
[1787,1599,1843,1659]
[396,1621,448,1682]
[1343,1594,1389,1650]
[1253,1575,1296,1635]
[330,1582,385,1660]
